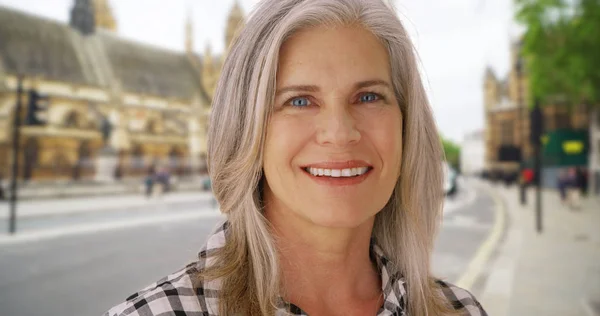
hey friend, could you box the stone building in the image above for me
[460,130,485,176]
[483,40,589,181]
[0,0,245,181]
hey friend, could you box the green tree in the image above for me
[441,138,461,171]
[515,0,600,108]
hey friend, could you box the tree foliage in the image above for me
[442,138,461,171]
[515,0,600,107]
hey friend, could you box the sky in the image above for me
[0,0,520,143]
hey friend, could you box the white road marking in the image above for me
[443,178,477,215]
[443,215,492,231]
[0,209,224,245]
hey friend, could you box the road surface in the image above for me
[0,179,496,316]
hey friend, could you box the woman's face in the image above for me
[263,25,403,228]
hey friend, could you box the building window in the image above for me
[500,120,514,145]
[23,138,39,181]
[555,111,571,130]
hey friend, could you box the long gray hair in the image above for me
[203,0,451,315]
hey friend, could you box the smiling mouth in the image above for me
[302,167,372,178]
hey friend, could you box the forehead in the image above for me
[277,25,392,87]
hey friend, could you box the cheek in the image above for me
[263,116,312,173]
[362,110,403,172]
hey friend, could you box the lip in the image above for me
[300,160,372,169]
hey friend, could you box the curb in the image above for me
[478,184,523,316]
[14,183,204,200]
[0,192,216,220]
[0,192,214,221]
[455,181,507,292]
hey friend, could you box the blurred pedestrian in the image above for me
[557,169,568,204]
[577,167,588,196]
[113,164,123,181]
[523,168,534,187]
[144,165,155,198]
[154,166,171,196]
[104,1,486,315]
[566,167,581,210]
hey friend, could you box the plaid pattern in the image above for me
[104,222,487,316]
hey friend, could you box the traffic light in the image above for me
[25,89,48,126]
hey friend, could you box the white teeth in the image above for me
[306,167,370,177]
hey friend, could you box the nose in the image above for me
[315,103,361,148]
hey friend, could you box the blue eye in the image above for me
[360,93,380,103]
[290,97,311,107]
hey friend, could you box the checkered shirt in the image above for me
[104,222,487,316]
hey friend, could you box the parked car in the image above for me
[443,163,458,197]
[202,177,212,191]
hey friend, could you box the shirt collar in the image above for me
[370,242,407,315]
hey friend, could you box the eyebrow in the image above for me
[275,79,392,97]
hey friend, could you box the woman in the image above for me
[104,0,486,315]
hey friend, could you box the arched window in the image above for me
[64,111,80,128]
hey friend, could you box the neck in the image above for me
[264,197,382,307]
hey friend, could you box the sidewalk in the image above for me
[0,176,208,200]
[481,181,600,316]
[0,191,215,220]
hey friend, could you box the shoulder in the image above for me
[102,261,208,316]
[435,280,488,316]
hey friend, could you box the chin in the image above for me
[303,204,377,228]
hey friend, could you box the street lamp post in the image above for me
[530,100,544,233]
[8,75,24,234]
[516,57,527,205]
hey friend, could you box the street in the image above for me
[0,179,495,316]
[0,1,598,315]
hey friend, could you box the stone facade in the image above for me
[0,0,245,181]
[483,41,590,175]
